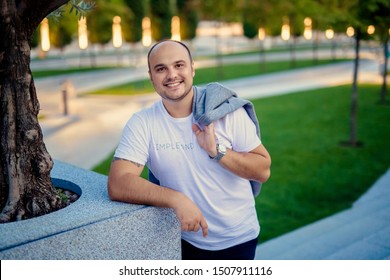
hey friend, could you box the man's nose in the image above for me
[167,67,177,79]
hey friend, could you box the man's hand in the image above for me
[192,122,271,183]
[172,192,208,237]
[109,159,209,237]
[192,123,217,157]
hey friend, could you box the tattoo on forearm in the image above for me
[113,157,143,167]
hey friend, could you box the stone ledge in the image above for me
[0,160,181,260]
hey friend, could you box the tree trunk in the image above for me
[289,37,297,68]
[349,29,360,147]
[380,37,388,105]
[312,32,319,65]
[0,0,68,222]
[258,40,266,72]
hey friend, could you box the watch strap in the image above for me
[209,144,226,161]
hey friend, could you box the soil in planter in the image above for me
[55,187,80,207]
[52,177,81,211]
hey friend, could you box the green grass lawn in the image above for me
[92,84,389,243]
[87,59,348,96]
[253,84,390,242]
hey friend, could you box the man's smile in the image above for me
[165,81,183,87]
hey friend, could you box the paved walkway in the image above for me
[35,51,389,260]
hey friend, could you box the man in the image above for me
[108,40,271,260]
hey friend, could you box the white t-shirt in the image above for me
[115,100,261,250]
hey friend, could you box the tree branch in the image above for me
[18,0,70,34]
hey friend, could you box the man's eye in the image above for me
[156,67,165,72]
[176,63,184,68]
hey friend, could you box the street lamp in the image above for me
[325,28,334,40]
[171,16,181,41]
[281,17,295,66]
[326,28,336,60]
[258,27,266,71]
[78,17,88,50]
[303,17,312,40]
[40,18,50,52]
[112,16,123,48]
[142,17,152,47]
[367,25,375,35]
[281,23,290,41]
[258,27,266,41]
[112,16,123,66]
[346,26,355,37]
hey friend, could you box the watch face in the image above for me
[219,144,227,153]
[211,144,227,161]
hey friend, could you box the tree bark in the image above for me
[0,0,69,222]
[349,29,360,147]
[380,36,388,105]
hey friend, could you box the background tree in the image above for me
[276,0,313,66]
[199,0,243,78]
[0,0,93,223]
[360,0,390,104]
[199,0,242,22]
[327,0,371,147]
[150,0,174,41]
[321,0,354,60]
[240,0,276,70]
[241,0,259,40]
[88,0,131,47]
[49,12,78,53]
[301,0,328,63]
[122,0,147,43]
[309,0,339,60]
[85,0,130,67]
[177,0,199,41]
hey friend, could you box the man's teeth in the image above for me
[167,82,181,87]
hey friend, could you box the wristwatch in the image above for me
[209,144,227,161]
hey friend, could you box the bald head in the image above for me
[147,40,193,71]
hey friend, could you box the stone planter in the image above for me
[0,160,181,260]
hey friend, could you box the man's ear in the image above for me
[192,62,195,77]
[148,70,153,81]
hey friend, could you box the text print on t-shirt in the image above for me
[154,142,195,151]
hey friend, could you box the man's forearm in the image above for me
[108,162,180,209]
[107,162,208,236]
[218,146,271,183]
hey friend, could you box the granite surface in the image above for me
[0,160,181,259]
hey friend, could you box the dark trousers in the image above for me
[181,237,258,260]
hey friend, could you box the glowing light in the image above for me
[112,16,122,48]
[258,27,266,41]
[40,18,50,52]
[367,25,375,35]
[171,16,181,41]
[303,17,312,40]
[78,17,88,50]
[304,17,312,27]
[281,24,290,41]
[346,26,355,37]
[304,27,312,40]
[325,28,334,40]
[142,17,152,47]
